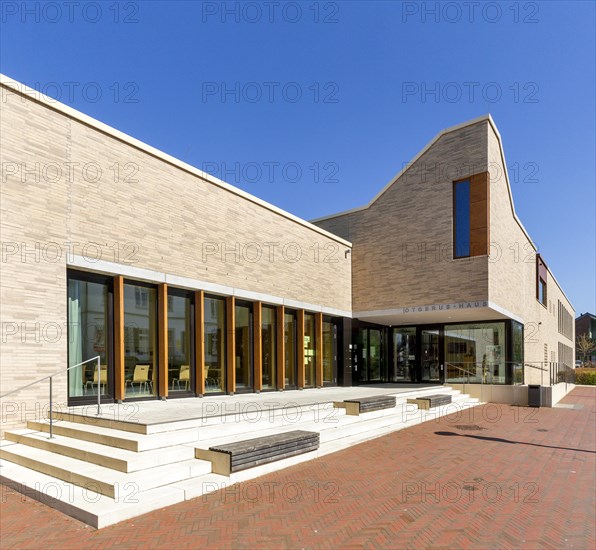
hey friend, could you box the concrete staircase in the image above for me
[0,386,479,528]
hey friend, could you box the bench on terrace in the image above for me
[407,394,452,410]
[195,430,319,476]
[333,395,396,416]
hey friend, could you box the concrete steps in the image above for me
[0,460,200,528]
[196,392,478,450]
[4,429,195,473]
[0,441,211,498]
[26,419,201,451]
[0,386,481,529]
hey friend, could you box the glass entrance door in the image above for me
[392,327,416,382]
[357,326,385,383]
[419,327,443,383]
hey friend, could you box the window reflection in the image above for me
[261,306,276,390]
[124,283,157,398]
[204,296,226,393]
[445,322,506,384]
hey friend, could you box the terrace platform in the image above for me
[0,385,480,528]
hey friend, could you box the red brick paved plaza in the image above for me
[1,386,594,549]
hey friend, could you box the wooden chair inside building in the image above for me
[85,364,107,394]
[172,365,190,391]
[127,364,151,394]
[206,366,222,392]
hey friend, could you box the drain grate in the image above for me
[536,428,548,432]
[454,424,486,431]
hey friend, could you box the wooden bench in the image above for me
[407,394,452,410]
[334,395,396,416]
[196,430,319,475]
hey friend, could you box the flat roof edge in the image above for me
[0,74,351,248]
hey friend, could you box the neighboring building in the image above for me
[0,74,575,433]
[575,312,596,363]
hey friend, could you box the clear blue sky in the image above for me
[1,1,594,315]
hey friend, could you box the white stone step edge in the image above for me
[0,400,483,529]
[0,442,211,499]
[195,395,479,449]
[181,390,471,441]
[25,420,202,452]
[0,459,195,529]
[55,387,462,435]
[4,429,196,473]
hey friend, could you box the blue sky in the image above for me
[1,1,594,314]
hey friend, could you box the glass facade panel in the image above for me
[358,327,385,383]
[261,306,276,390]
[235,302,253,391]
[445,322,506,384]
[284,311,297,387]
[322,319,335,384]
[420,328,440,382]
[392,328,416,382]
[168,293,192,393]
[368,329,382,381]
[204,296,226,393]
[512,321,524,384]
[304,313,316,387]
[124,283,157,398]
[360,329,368,382]
[67,276,111,398]
[454,179,471,258]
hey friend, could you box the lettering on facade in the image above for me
[402,301,488,314]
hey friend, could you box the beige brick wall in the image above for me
[0,82,351,432]
[315,120,490,312]
[0,86,69,432]
[487,127,575,381]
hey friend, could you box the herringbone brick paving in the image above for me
[1,387,594,549]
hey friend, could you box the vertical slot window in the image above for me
[454,179,471,258]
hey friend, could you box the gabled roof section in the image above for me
[311,113,574,309]
[311,114,493,223]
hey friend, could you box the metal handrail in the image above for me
[445,362,477,378]
[524,362,548,371]
[0,356,101,439]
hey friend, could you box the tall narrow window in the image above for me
[261,306,276,390]
[204,296,226,393]
[511,321,524,384]
[322,318,337,385]
[304,313,316,388]
[284,310,297,388]
[67,271,113,401]
[235,302,253,391]
[453,179,471,258]
[536,255,548,307]
[168,291,193,394]
[124,282,157,398]
[538,278,547,305]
